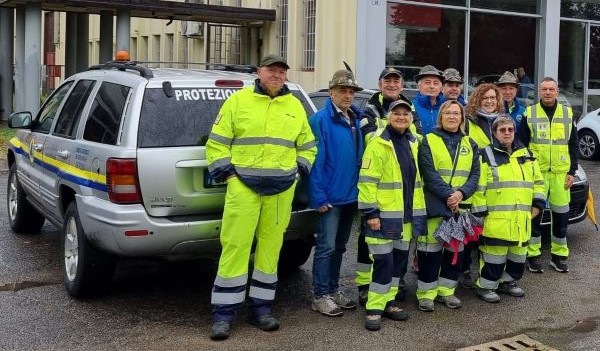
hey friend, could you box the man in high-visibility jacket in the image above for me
[206,54,317,340]
[518,77,579,274]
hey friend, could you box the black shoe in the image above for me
[247,313,280,332]
[358,285,369,306]
[550,256,569,273]
[527,256,544,273]
[383,302,409,321]
[364,315,381,331]
[209,321,231,341]
[394,288,406,302]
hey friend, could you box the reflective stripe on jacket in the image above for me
[206,85,317,195]
[358,129,427,239]
[471,143,546,245]
[526,103,573,173]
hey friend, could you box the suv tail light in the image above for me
[106,158,142,204]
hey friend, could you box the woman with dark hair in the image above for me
[416,100,480,311]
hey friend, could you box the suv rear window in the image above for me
[138,87,235,147]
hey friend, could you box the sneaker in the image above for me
[312,295,343,317]
[246,313,280,332]
[364,315,381,331]
[497,281,525,297]
[477,288,500,303]
[383,303,409,321]
[418,298,435,312]
[357,285,369,306]
[209,321,231,341]
[550,256,569,272]
[434,295,462,309]
[527,256,544,273]
[459,271,476,289]
[333,291,357,310]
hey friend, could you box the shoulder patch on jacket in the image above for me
[361,158,371,169]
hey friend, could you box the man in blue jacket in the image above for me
[497,71,526,134]
[309,69,364,317]
[413,65,445,135]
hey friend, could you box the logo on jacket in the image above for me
[459,145,470,156]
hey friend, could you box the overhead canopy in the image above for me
[0,0,275,25]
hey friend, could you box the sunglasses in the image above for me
[497,127,514,133]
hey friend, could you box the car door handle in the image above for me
[57,150,70,159]
[33,143,43,151]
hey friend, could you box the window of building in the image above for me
[54,80,96,138]
[561,1,600,21]
[303,0,316,70]
[279,0,288,60]
[140,36,148,61]
[130,37,138,61]
[166,33,174,67]
[153,35,161,63]
[471,0,536,14]
[83,82,131,145]
[559,20,588,119]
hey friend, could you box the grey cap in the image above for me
[415,65,445,82]
[259,54,290,69]
[443,68,463,83]
[497,71,520,86]
[329,70,363,91]
[379,67,402,80]
[389,99,412,111]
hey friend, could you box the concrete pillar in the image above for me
[76,13,89,72]
[355,0,386,89]
[0,8,15,119]
[14,6,25,112]
[536,0,560,81]
[64,13,77,77]
[99,10,114,63]
[116,10,130,54]
[24,3,41,114]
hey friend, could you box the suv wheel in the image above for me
[579,130,599,160]
[6,163,45,233]
[62,201,115,298]
[278,239,314,274]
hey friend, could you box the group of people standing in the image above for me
[204,54,577,340]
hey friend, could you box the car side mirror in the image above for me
[8,111,32,128]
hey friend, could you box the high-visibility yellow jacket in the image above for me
[471,140,546,245]
[526,103,573,173]
[358,128,427,239]
[467,119,492,149]
[206,84,317,195]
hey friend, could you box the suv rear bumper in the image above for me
[76,195,317,258]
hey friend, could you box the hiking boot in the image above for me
[497,281,525,297]
[364,315,381,331]
[209,320,231,341]
[333,291,357,310]
[383,302,409,321]
[550,256,569,273]
[527,256,544,273]
[247,313,280,332]
[418,298,435,312]
[435,295,462,309]
[312,295,343,317]
[357,285,369,306]
[477,288,500,303]
[459,271,476,289]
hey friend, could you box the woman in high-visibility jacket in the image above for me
[416,100,480,312]
[471,115,546,303]
[358,100,427,331]
[460,83,504,289]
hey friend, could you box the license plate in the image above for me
[204,169,226,188]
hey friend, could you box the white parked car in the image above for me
[577,107,600,160]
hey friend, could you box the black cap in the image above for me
[379,67,402,80]
[259,54,290,69]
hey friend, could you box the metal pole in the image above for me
[24,3,41,113]
[116,10,130,53]
[0,8,15,119]
[76,13,89,72]
[99,10,114,63]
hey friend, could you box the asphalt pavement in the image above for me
[0,162,599,351]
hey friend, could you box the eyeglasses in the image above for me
[497,127,514,133]
[482,95,497,101]
[442,111,461,116]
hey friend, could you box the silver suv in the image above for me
[6,62,317,298]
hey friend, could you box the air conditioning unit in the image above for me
[181,21,203,37]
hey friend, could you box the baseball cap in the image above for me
[379,67,402,80]
[329,70,363,91]
[497,71,520,86]
[443,68,463,83]
[389,99,412,111]
[259,54,290,69]
[415,65,445,82]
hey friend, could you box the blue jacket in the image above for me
[308,98,364,208]
[504,98,526,134]
[413,92,445,135]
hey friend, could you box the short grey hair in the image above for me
[491,114,515,132]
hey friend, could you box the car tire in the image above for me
[6,163,45,233]
[62,201,115,298]
[578,130,600,160]
[278,238,314,274]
